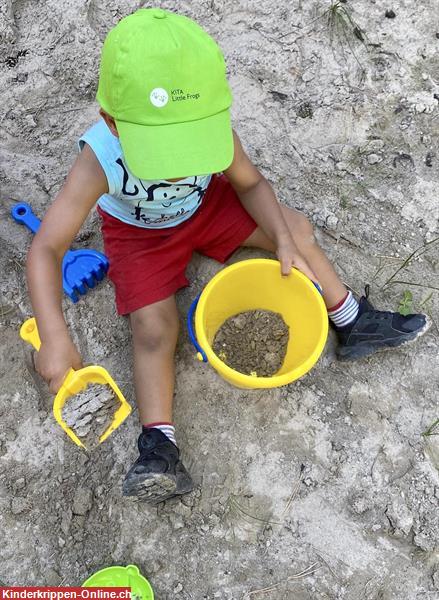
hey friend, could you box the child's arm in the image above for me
[224,132,318,282]
[27,144,108,393]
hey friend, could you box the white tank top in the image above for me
[78,119,212,229]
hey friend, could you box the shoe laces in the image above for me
[362,284,393,320]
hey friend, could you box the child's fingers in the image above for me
[49,368,71,395]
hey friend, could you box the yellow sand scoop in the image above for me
[20,317,132,449]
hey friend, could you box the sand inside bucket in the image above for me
[61,383,119,448]
[212,309,289,377]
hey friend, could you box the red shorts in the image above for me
[98,174,257,315]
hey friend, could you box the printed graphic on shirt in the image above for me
[115,157,210,226]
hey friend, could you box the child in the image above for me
[27,8,428,503]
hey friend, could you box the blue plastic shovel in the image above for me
[11,202,109,303]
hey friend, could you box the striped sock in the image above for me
[328,291,359,329]
[143,422,176,445]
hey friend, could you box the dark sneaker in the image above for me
[336,286,429,361]
[122,428,194,503]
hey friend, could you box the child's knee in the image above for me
[131,307,179,353]
[291,211,316,246]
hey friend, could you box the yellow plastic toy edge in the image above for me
[21,318,132,448]
[20,317,41,350]
[194,259,329,389]
[52,365,132,448]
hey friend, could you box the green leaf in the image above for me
[398,290,413,316]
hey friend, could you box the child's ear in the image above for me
[99,108,119,137]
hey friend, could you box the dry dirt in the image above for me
[62,383,120,448]
[212,310,289,376]
[0,1,438,598]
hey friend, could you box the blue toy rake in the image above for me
[11,202,109,303]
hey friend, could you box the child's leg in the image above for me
[123,295,193,502]
[130,295,179,425]
[242,206,347,308]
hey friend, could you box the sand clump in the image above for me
[212,309,289,377]
[62,384,119,448]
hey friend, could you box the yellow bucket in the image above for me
[188,259,328,389]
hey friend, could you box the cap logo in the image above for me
[150,88,169,107]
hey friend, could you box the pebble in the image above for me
[173,583,183,594]
[326,214,338,230]
[367,139,384,151]
[302,71,315,82]
[168,513,184,530]
[45,569,61,586]
[385,10,396,18]
[367,153,382,164]
[72,487,93,516]
[425,152,434,167]
[12,477,26,492]
[10,497,32,515]
[24,114,37,128]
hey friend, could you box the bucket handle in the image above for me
[313,281,323,295]
[187,293,208,363]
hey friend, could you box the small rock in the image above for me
[45,569,61,586]
[173,583,183,594]
[297,102,313,119]
[72,487,93,516]
[24,114,37,128]
[348,493,370,515]
[326,214,338,230]
[415,103,427,113]
[168,513,184,530]
[386,498,413,536]
[367,139,384,151]
[0,428,17,442]
[385,10,396,18]
[11,497,32,515]
[425,152,434,167]
[367,153,382,164]
[12,477,26,492]
[302,71,314,82]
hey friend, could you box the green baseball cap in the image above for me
[96,8,234,180]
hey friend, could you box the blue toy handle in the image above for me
[187,294,208,363]
[313,281,323,295]
[11,202,42,234]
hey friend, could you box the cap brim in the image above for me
[115,109,234,180]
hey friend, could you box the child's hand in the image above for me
[276,240,320,286]
[34,337,83,394]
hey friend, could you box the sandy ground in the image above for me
[0,0,438,598]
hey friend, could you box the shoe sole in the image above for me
[337,317,431,361]
[123,464,194,504]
